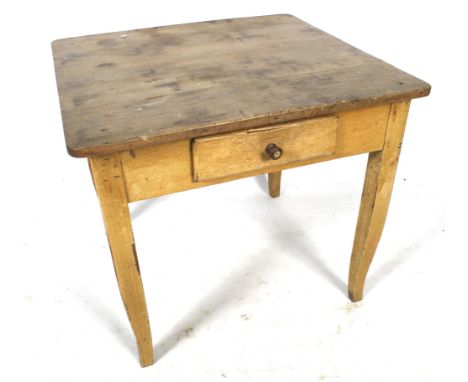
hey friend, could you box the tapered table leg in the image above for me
[268,171,282,198]
[89,154,153,367]
[348,101,410,302]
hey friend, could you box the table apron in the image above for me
[119,104,391,203]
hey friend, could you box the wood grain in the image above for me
[52,14,430,157]
[121,105,391,202]
[192,116,337,181]
[348,101,410,302]
[88,154,153,367]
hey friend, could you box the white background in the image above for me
[1,1,467,381]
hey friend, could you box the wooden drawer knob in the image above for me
[265,143,283,160]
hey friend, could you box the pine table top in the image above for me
[52,14,430,157]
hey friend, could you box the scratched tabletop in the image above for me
[52,14,430,157]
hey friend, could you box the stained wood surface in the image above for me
[52,14,430,157]
[192,116,338,181]
[120,105,390,202]
[348,101,410,302]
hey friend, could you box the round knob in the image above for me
[265,143,283,160]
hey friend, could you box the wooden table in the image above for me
[52,14,430,367]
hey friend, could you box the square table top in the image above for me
[52,14,430,157]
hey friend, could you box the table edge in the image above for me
[66,87,430,158]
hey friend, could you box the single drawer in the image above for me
[192,116,338,181]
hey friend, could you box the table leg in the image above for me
[348,101,410,302]
[89,154,153,367]
[268,171,282,198]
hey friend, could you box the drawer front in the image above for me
[192,116,338,181]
